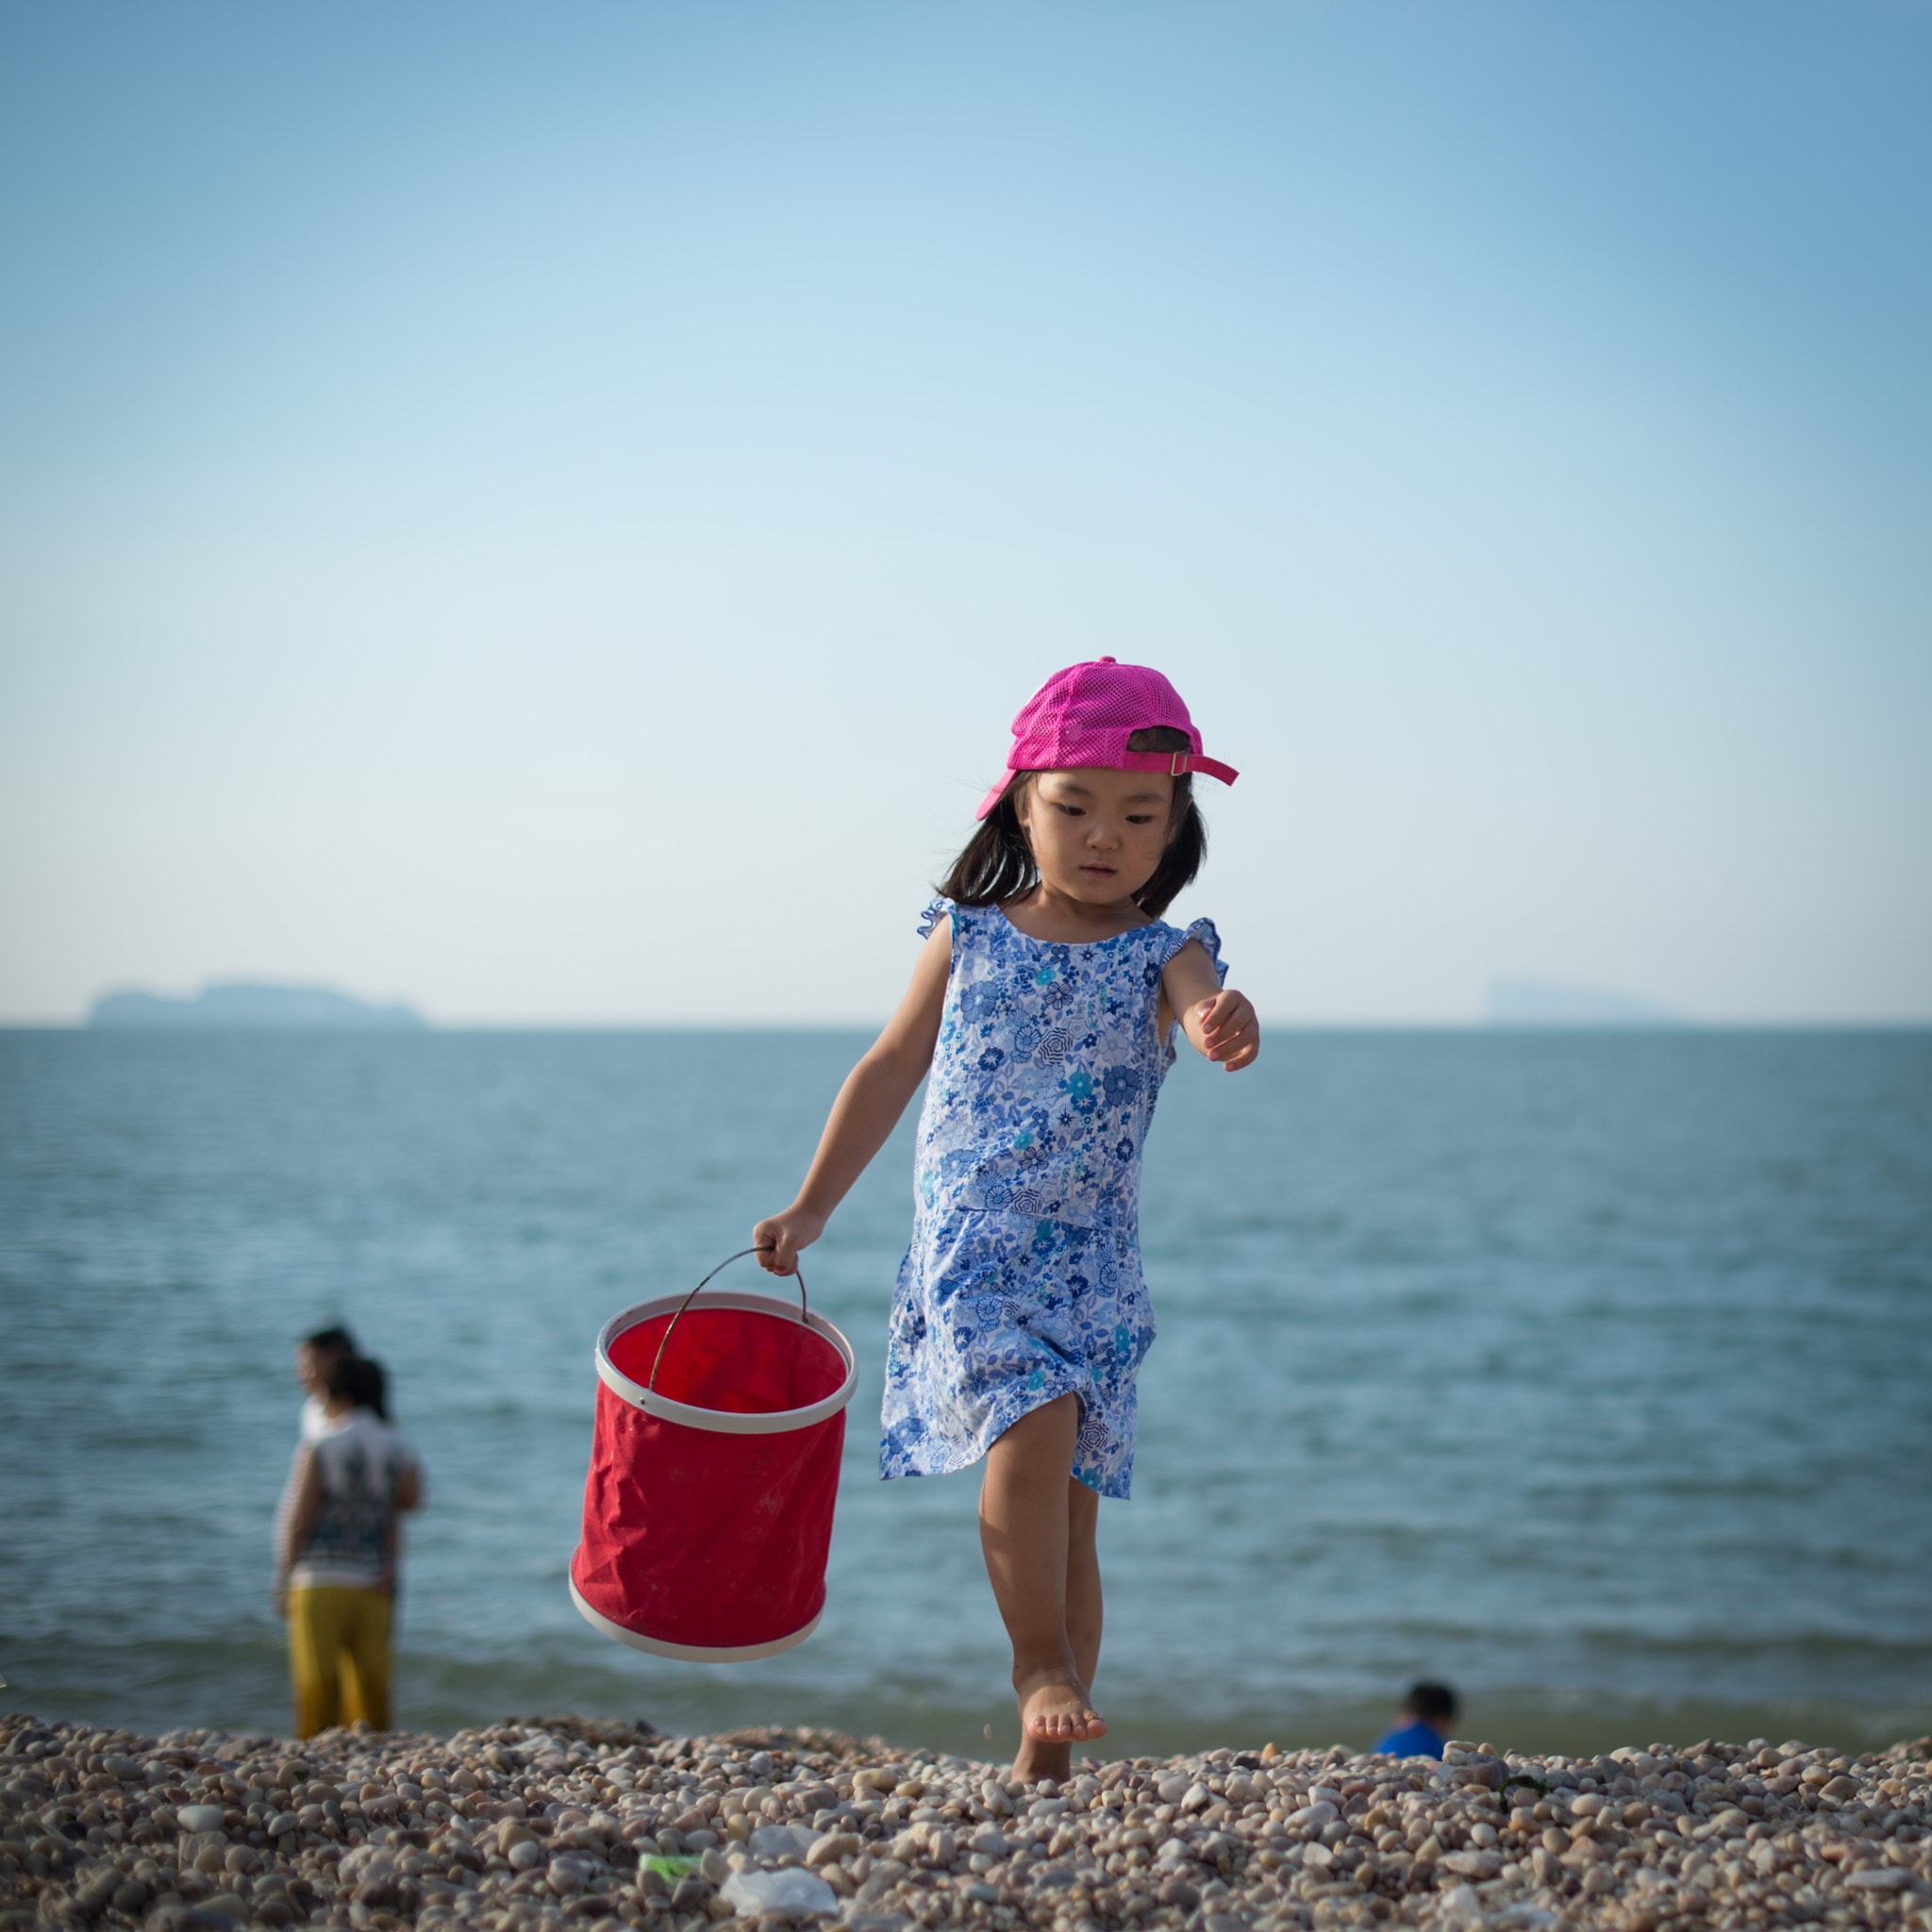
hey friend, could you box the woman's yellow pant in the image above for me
[287,1586,391,1739]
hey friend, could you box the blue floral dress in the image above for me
[880,898,1226,1499]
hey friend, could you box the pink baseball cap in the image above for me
[977,657,1238,819]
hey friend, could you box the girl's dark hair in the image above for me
[938,726,1207,921]
[324,1353,389,1420]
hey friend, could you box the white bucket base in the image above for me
[568,1572,823,1663]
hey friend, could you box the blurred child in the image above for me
[1374,1681,1459,1758]
[275,1354,422,1737]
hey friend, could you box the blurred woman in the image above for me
[275,1355,422,1737]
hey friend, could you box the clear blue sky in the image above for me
[2,2,1926,1023]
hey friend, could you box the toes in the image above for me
[1027,1715,1090,1746]
[1025,1710,1108,1741]
[1018,1684,1103,1744]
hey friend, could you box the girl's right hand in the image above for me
[753,1208,826,1275]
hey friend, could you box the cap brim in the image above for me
[1112,752,1239,786]
[974,772,1018,820]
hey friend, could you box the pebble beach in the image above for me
[6,1716,1929,1932]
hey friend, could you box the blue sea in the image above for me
[2,1028,1929,1761]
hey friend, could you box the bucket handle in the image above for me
[645,1245,810,1399]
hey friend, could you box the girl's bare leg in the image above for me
[979,1392,1108,1783]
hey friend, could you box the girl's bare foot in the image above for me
[1011,1666,1105,1781]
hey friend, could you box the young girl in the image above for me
[275,1354,423,1739]
[754,657,1257,1783]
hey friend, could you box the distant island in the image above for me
[1486,976,1682,1028]
[88,982,427,1030]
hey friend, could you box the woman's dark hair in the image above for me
[324,1353,389,1420]
[937,726,1207,920]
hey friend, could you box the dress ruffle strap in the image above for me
[1161,916,1228,988]
[915,896,954,941]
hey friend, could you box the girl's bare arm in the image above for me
[1162,939,1259,1070]
[273,1446,321,1612]
[754,921,953,1274]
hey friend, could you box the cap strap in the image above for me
[1117,750,1238,786]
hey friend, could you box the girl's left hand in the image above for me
[1185,988,1259,1070]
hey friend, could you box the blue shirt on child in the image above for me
[1373,1720,1446,1758]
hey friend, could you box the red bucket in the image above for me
[569,1250,858,1661]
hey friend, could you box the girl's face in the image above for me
[1015,767,1176,907]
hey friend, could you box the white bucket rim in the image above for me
[569,1570,823,1662]
[594,1287,858,1434]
